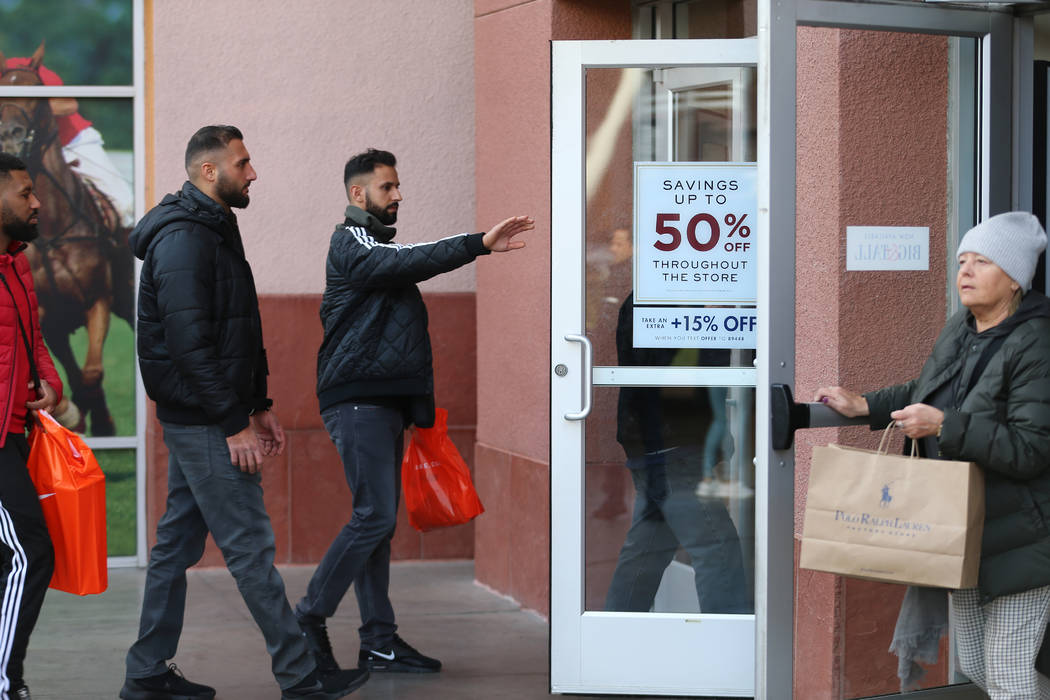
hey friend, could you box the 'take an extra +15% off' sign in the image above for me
[632,162,757,349]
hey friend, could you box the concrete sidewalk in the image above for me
[26,560,551,700]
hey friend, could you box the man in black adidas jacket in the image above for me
[296,148,531,675]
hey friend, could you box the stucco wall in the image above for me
[794,27,951,698]
[151,0,476,294]
[143,1,483,565]
[472,0,632,615]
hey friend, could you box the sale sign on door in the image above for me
[633,162,757,305]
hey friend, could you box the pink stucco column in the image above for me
[794,26,951,698]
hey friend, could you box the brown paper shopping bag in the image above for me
[800,426,984,588]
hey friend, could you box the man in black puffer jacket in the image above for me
[121,126,368,700]
[296,148,532,676]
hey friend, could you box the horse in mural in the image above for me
[0,42,134,436]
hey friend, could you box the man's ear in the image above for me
[348,183,364,204]
[199,160,218,184]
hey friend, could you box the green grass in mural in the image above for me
[48,314,136,436]
[45,313,138,557]
[96,449,136,557]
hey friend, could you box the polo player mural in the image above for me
[0,42,135,436]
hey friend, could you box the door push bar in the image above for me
[770,383,868,450]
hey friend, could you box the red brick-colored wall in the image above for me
[145,293,480,566]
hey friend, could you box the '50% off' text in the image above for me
[653,212,751,253]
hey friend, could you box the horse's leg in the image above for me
[81,298,115,436]
[41,325,87,433]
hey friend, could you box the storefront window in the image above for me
[634,0,757,40]
[1,0,141,558]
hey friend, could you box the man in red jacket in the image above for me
[0,152,63,700]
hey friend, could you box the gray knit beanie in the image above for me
[956,211,1047,290]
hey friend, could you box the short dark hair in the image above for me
[0,153,28,183]
[184,125,244,172]
[343,148,396,188]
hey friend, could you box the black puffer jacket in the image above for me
[865,291,1050,601]
[129,181,271,437]
[316,206,488,426]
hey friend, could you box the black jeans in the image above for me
[0,433,55,695]
[604,445,752,614]
[297,402,404,650]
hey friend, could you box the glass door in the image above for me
[764,2,1013,698]
[551,38,759,696]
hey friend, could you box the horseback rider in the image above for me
[2,56,133,228]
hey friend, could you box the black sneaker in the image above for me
[281,667,369,699]
[358,634,442,673]
[298,614,341,674]
[119,663,216,700]
[12,684,30,700]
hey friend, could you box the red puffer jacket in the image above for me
[0,242,62,446]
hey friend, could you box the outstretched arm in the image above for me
[483,215,533,252]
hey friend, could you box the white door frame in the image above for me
[550,38,759,697]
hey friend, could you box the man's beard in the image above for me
[217,170,250,209]
[365,191,397,225]
[1,204,38,242]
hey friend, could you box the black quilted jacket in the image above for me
[865,291,1050,601]
[316,206,488,427]
[130,181,271,437]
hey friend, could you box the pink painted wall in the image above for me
[473,0,556,616]
[794,29,843,698]
[474,0,554,463]
[794,27,951,698]
[472,0,631,615]
[151,0,477,295]
[144,2,486,563]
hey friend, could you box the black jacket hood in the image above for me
[130,181,242,259]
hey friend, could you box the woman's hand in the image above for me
[814,386,869,417]
[890,404,944,439]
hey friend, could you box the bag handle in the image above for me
[878,422,919,457]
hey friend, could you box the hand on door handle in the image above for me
[771,384,868,449]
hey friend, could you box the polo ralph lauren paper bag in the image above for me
[800,430,984,589]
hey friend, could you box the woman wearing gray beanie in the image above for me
[816,211,1050,696]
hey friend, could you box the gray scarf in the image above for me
[889,586,948,691]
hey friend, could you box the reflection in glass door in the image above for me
[552,39,759,696]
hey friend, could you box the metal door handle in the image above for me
[770,383,868,449]
[564,334,592,421]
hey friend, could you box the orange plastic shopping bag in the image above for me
[401,408,484,532]
[26,410,107,595]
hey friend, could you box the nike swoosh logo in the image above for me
[370,649,396,661]
[38,493,55,500]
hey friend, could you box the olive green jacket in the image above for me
[864,291,1050,601]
